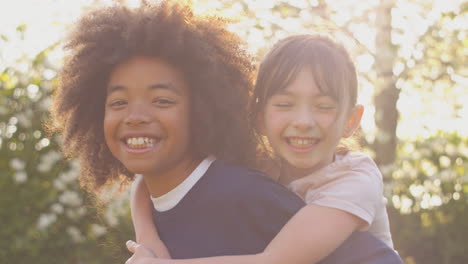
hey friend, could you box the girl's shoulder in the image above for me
[334,152,379,171]
[309,152,383,186]
[289,152,384,206]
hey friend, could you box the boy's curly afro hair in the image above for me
[50,0,256,192]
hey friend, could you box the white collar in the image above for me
[151,156,216,212]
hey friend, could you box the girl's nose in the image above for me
[292,108,316,130]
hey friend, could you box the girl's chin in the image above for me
[283,159,317,173]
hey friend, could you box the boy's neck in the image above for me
[143,156,203,197]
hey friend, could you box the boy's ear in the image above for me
[343,104,364,138]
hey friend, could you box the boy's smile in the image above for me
[121,134,158,153]
[104,56,199,195]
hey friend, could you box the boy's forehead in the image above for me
[106,56,189,94]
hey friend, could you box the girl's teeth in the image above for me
[289,138,317,146]
[126,137,155,148]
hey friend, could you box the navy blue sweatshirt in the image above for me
[153,160,401,263]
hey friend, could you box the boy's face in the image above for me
[104,56,196,181]
[261,67,345,177]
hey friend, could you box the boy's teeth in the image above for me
[126,137,155,148]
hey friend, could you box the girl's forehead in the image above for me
[271,66,335,97]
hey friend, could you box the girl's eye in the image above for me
[273,102,293,108]
[153,98,176,107]
[317,104,337,110]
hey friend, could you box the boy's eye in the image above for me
[108,100,127,108]
[153,98,176,107]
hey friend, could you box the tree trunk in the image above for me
[374,0,399,172]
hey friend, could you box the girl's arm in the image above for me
[260,204,365,264]
[130,174,171,258]
[127,203,364,264]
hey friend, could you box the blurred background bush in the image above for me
[1,0,467,263]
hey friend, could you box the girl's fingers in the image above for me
[126,240,139,253]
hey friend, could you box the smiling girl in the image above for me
[128,34,395,264]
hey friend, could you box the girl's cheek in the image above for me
[264,112,292,138]
[315,111,338,129]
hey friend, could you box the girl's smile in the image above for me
[284,136,321,153]
[262,66,342,177]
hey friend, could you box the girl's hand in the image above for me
[126,240,157,264]
[131,175,171,258]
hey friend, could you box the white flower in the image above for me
[37,213,57,230]
[59,190,82,207]
[67,226,84,243]
[13,171,28,183]
[51,203,64,214]
[37,162,49,173]
[39,97,52,111]
[38,150,62,173]
[76,206,87,217]
[104,213,118,227]
[100,183,131,226]
[91,224,107,237]
[66,207,87,219]
[16,110,33,128]
[53,178,66,190]
[9,158,25,170]
[59,170,78,184]
[0,105,8,115]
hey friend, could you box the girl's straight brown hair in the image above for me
[250,35,361,157]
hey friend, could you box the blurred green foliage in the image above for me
[0,46,133,263]
[388,133,468,264]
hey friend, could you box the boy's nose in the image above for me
[124,104,151,125]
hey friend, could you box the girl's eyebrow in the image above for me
[273,90,331,97]
[272,90,293,96]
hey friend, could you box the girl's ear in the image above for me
[343,104,364,138]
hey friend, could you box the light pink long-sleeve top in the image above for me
[288,152,394,248]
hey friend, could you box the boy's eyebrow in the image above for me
[149,83,182,95]
[106,83,182,94]
[107,85,126,94]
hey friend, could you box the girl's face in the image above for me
[104,56,197,181]
[261,67,347,178]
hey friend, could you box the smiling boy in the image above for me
[104,57,200,198]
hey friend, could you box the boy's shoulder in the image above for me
[203,159,304,207]
[211,159,294,185]
[205,159,281,191]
